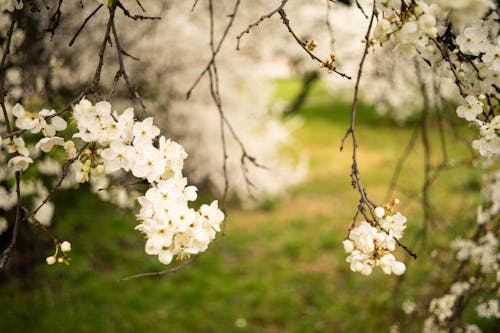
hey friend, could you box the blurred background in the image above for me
[0,1,492,332]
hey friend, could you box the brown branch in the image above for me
[0,14,16,133]
[415,61,432,233]
[91,5,116,96]
[355,0,369,19]
[120,254,200,281]
[30,143,89,217]
[135,0,146,12]
[116,0,161,21]
[277,9,351,79]
[0,14,20,272]
[385,123,420,202]
[68,4,104,47]
[191,0,200,12]
[340,1,377,224]
[110,13,146,114]
[236,0,289,50]
[22,207,60,246]
[44,0,64,39]
[430,38,467,98]
[98,179,145,192]
[186,0,241,99]
[0,172,21,271]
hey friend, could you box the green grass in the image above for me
[0,79,484,332]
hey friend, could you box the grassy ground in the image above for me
[0,80,482,332]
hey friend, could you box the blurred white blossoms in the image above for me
[71,98,225,265]
[344,205,407,276]
[0,0,22,13]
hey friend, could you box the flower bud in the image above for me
[392,261,406,275]
[60,241,71,252]
[375,207,385,219]
[46,256,56,265]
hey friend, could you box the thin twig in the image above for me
[277,9,351,79]
[68,4,104,47]
[236,0,289,50]
[98,179,145,192]
[120,254,199,281]
[186,0,241,99]
[110,12,146,114]
[0,172,21,270]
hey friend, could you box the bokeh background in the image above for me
[0,1,494,332]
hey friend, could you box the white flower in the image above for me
[450,281,470,295]
[116,107,135,143]
[342,239,354,253]
[398,22,419,44]
[100,140,134,172]
[379,253,397,274]
[71,160,90,183]
[46,256,56,265]
[35,136,65,153]
[374,18,392,42]
[402,299,416,315]
[199,200,224,231]
[476,299,500,318]
[159,136,187,176]
[456,95,483,121]
[464,324,482,333]
[64,140,78,158]
[5,137,29,156]
[130,143,166,183]
[34,200,54,226]
[12,103,44,133]
[39,109,67,137]
[158,247,174,265]
[418,14,438,37]
[8,155,33,172]
[456,25,489,55]
[133,117,160,146]
[472,135,500,158]
[346,250,373,275]
[429,294,457,322]
[348,221,377,253]
[379,212,407,239]
[374,206,385,219]
[391,261,406,275]
[60,241,72,252]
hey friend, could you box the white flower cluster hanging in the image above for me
[72,98,225,265]
[6,98,225,266]
[343,206,407,276]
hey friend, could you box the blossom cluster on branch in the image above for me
[344,206,407,276]
[72,98,225,265]
[3,97,225,266]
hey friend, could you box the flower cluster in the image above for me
[373,1,440,59]
[0,104,69,232]
[451,232,499,275]
[6,104,67,172]
[475,299,500,319]
[370,1,499,329]
[45,240,72,265]
[71,98,225,265]
[343,205,407,276]
[3,98,225,266]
